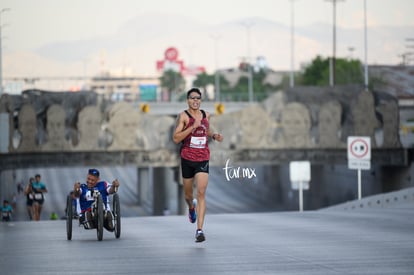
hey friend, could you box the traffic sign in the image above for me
[347,136,371,160]
[289,161,311,184]
[347,136,371,171]
[347,136,372,199]
[289,161,311,212]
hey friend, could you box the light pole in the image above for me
[210,34,221,101]
[363,0,369,91]
[347,46,355,59]
[0,8,11,97]
[404,38,414,65]
[325,0,344,87]
[240,21,254,102]
[290,0,298,88]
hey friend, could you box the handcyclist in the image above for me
[72,168,120,231]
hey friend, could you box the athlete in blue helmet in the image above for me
[73,168,120,231]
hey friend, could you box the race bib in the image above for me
[34,193,43,200]
[190,136,207,149]
[85,190,94,201]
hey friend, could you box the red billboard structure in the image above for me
[156,47,205,76]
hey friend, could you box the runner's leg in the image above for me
[32,202,39,221]
[195,172,208,230]
[183,177,195,208]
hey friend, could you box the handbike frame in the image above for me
[66,189,121,241]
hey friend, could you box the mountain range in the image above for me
[3,13,413,86]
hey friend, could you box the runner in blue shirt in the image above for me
[1,200,13,222]
[32,174,48,221]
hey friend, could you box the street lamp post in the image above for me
[348,46,355,59]
[363,0,369,91]
[403,38,414,65]
[290,0,298,88]
[241,21,254,102]
[0,8,11,97]
[211,34,221,101]
[325,0,344,87]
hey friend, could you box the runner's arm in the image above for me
[108,179,120,194]
[206,112,224,142]
[73,182,81,197]
[173,112,193,144]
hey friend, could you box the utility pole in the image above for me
[403,38,414,65]
[363,0,369,91]
[325,0,344,87]
[240,21,254,102]
[0,8,11,97]
[347,46,355,59]
[210,34,221,101]
[290,0,298,88]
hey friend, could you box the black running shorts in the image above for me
[181,158,209,179]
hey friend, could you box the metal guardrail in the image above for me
[322,187,414,211]
[0,148,410,170]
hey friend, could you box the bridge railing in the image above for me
[0,148,410,171]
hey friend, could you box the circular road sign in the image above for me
[348,137,371,160]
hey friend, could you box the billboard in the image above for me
[139,84,157,101]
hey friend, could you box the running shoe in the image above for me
[188,199,197,223]
[195,229,205,242]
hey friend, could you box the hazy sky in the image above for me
[2,0,413,52]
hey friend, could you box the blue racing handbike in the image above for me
[66,189,121,241]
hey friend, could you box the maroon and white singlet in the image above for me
[180,110,210,162]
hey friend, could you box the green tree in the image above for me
[253,68,279,101]
[159,70,185,101]
[193,72,214,97]
[214,73,231,101]
[192,72,231,101]
[190,65,281,102]
[336,59,364,85]
[300,55,365,86]
[225,67,278,101]
[301,55,330,86]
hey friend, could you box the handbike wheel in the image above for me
[66,194,73,240]
[96,194,104,241]
[113,193,121,238]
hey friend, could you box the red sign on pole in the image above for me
[347,136,371,170]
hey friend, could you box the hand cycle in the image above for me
[66,187,121,241]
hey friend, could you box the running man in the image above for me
[173,87,223,242]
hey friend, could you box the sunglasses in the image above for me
[88,169,100,177]
[188,96,201,100]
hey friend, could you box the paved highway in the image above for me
[1,203,413,274]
